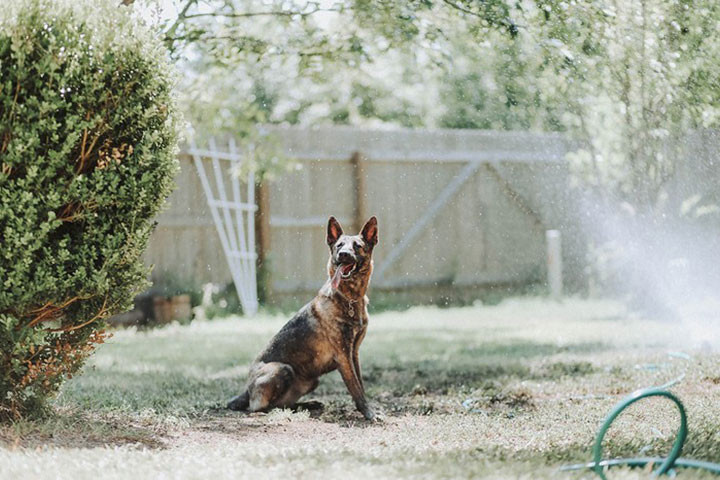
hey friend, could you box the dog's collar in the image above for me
[333,289,362,319]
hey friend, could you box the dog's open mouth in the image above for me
[339,262,356,278]
[331,261,357,289]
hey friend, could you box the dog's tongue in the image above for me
[331,264,353,290]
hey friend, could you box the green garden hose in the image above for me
[560,384,720,478]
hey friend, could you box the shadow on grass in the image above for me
[359,340,606,396]
[56,372,238,413]
[0,409,166,450]
[458,340,609,358]
[56,339,607,420]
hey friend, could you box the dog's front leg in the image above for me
[352,347,364,390]
[336,355,375,421]
[352,331,366,390]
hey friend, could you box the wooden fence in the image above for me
[144,125,586,302]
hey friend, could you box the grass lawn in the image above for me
[2,297,720,479]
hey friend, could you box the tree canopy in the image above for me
[133,0,720,206]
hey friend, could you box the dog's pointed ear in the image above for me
[327,216,343,246]
[361,216,378,247]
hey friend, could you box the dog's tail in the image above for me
[227,391,250,411]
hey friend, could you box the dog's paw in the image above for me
[362,406,385,423]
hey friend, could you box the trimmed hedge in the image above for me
[0,0,180,419]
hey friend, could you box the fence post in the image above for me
[255,180,272,303]
[350,151,368,232]
[546,229,563,300]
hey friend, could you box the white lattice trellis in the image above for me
[190,138,258,316]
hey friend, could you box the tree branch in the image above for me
[440,0,522,35]
[440,0,484,18]
[164,0,199,52]
[181,5,338,20]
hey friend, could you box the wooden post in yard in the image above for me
[350,151,368,232]
[255,180,272,303]
[546,230,563,300]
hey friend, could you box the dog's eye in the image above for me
[336,242,343,249]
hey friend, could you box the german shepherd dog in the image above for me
[227,216,379,420]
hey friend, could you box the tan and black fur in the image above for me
[227,216,379,420]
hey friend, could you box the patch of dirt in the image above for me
[487,388,535,409]
[171,409,396,450]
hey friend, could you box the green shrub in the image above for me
[0,0,180,420]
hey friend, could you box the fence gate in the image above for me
[189,138,259,316]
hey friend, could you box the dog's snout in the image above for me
[337,251,354,263]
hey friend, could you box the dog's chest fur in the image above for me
[255,294,368,379]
